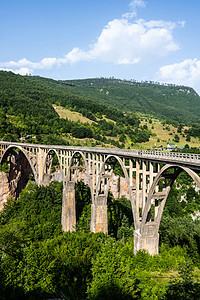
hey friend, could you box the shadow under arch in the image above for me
[0,145,37,200]
[94,154,138,231]
[41,148,64,186]
[0,145,37,182]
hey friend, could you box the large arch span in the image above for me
[135,164,200,255]
[0,145,38,201]
[1,141,200,254]
[0,145,38,182]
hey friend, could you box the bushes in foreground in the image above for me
[0,182,200,299]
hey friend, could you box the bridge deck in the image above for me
[1,141,200,170]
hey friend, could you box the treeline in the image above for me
[185,123,200,139]
[0,71,138,125]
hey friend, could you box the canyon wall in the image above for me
[0,172,11,210]
[0,152,31,211]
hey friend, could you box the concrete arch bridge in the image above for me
[1,141,200,255]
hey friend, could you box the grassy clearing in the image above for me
[139,117,200,150]
[53,105,116,125]
[53,105,94,124]
[55,105,199,150]
[146,267,200,285]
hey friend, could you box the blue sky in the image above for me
[1,0,200,94]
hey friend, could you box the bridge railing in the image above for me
[148,150,198,162]
[119,148,200,164]
[0,141,200,165]
[142,150,200,162]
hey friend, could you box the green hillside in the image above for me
[0,71,150,147]
[0,70,200,149]
[29,76,200,124]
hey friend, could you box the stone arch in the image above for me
[137,164,200,255]
[93,155,138,232]
[142,164,200,231]
[42,148,63,186]
[0,145,37,182]
[67,150,92,192]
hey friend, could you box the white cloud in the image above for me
[64,48,92,64]
[16,67,33,75]
[0,67,33,75]
[0,1,183,74]
[39,57,57,68]
[0,57,58,70]
[89,18,180,64]
[157,58,200,93]
[122,0,146,19]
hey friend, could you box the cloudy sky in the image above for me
[1,0,200,94]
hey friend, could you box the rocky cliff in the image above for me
[0,151,31,211]
[0,172,11,210]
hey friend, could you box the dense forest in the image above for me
[1,70,200,299]
[29,76,200,124]
[0,174,200,299]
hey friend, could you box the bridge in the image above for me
[1,140,200,255]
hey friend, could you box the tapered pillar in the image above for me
[62,181,76,232]
[37,148,46,185]
[90,195,107,233]
[134,223,159,255]
[136,160,140,218]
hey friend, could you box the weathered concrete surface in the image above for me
[91,195,108,233]
[62,182,76,232]
[134,223,159,255]
[50,170,63,182]
[76,171,135,199]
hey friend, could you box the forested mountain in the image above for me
[29,76,200,124]
[0,71,150,147]
[1,70,200,148]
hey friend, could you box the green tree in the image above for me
[174,134,180,143]
[164,261,200,299]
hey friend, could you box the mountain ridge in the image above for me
[28,75,200,124]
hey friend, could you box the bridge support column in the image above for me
[134,223,159,255]
[42,174,50,186]
[62,181,76,232]
[91,195,108,233]
[37,148,47,185]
